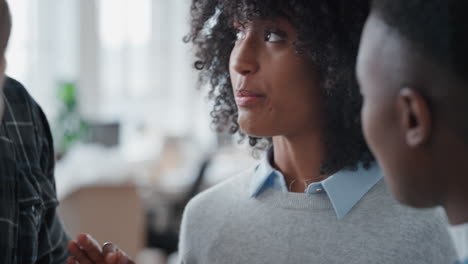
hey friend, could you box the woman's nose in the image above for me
[230,35,260,76]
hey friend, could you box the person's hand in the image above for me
[67,233,134,264]
[67,234,106,264]
[101,242,134,264]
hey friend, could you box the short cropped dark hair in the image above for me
[372,0,468,83]
[372,0,468,141]
[185,0,374,173]
[0,0,11,55]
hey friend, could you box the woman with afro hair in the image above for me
[179,0,456,263]
[65,0,457,263]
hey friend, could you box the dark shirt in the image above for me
[0,77,70,263]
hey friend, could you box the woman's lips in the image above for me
[235,89,266,107]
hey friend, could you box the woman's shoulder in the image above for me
[179,167,255,248]
[353,180,452,240]
[358,180,447,222]
[350,181,457,261]
[184,167,254,213]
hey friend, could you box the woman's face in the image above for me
[229,18,323,138]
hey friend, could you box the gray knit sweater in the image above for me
[179,169,457,264]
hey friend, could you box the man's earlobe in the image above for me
[398,88,432,147]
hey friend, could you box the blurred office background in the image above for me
[5,0,256,263]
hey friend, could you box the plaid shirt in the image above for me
[0,77,70,263]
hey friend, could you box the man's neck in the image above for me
[444,191,468,225]
[440,139,468,225]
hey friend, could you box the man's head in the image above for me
[357,0,468,211]
[0,0,10,78]
[0,0,10,118]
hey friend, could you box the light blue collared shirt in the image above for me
[249,151,382,220]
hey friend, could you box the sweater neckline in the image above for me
[253,187,334,211]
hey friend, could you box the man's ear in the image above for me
[397,88,432,147]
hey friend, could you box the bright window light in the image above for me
[98,0,151,49]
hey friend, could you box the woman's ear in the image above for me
[397,88,432,147]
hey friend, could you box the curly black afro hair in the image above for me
[185,0,374,174]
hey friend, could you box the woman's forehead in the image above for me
[233,17,289,28]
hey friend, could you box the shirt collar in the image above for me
[317,163,381,220]
[249,150,382,220]
[249,150,277,197]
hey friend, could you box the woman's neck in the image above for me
[272,130,329,193]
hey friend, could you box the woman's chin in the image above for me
[239,124,275,138]
[238,116,278,138]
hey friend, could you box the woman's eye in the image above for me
[265,30,286,43]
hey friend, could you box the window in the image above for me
[5,0,215,148]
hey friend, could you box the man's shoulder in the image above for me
[2,77,50,139]
[3,77,33,104]
[2,77,41,123]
